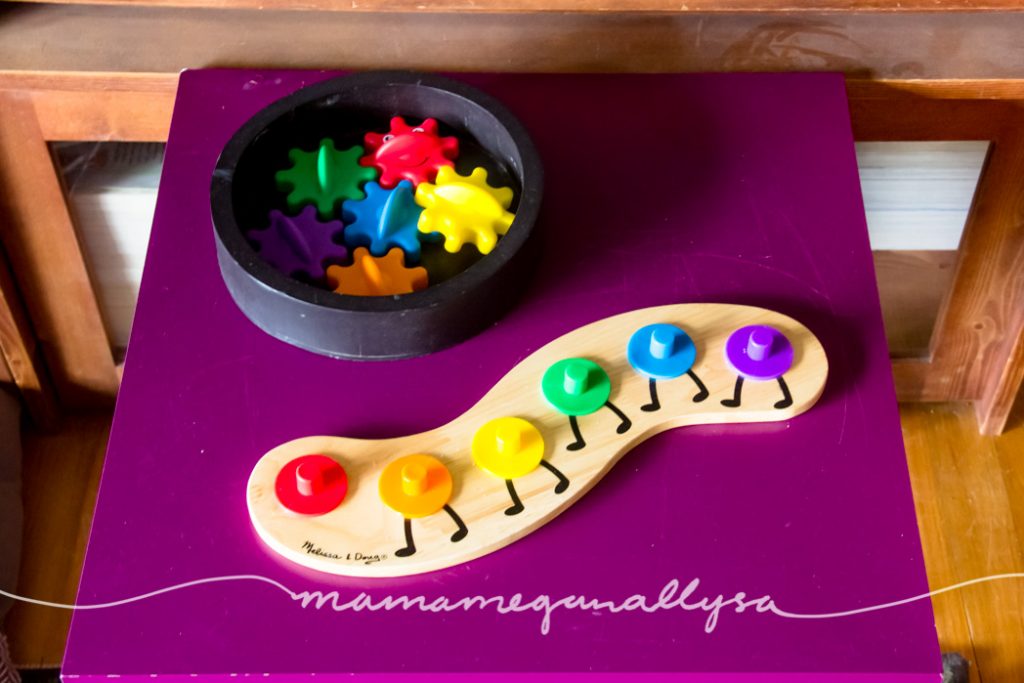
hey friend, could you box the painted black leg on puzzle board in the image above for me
[540,459,570,494]
[721,376,744,408]
[642,378,660,412]
[774,376,793,410]
[504,480,525,516]
[444,504,468,542]
[395,518,416,557]
[567,415,586,451]
[688,369,709,403]
[604,401,632,434]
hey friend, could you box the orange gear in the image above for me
[326,247,428,296]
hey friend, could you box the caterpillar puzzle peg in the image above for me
[722,325,795,410]
[472,417,569,516]
[541,358,633,451]
[378,454,468,558]
[627,323,710,412]
[246,303,828,577]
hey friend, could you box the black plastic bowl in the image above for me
[210,71,543,360]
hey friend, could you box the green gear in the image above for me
[275,139,378,218]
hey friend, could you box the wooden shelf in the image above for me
[10,0,1024,13]
[2,2,1024,78]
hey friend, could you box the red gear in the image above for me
[360,117,459,189]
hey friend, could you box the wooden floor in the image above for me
[4,413,109,669]
[4,401,1024,679]
[902,401,1024,683]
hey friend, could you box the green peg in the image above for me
[541,358,611,416]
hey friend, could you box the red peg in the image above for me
[275,454,348,515]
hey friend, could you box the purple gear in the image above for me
[247,206,347,281]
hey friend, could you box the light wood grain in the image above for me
[922,119,1024,434]
[249,304,828,577]
[8,0,1024,14]
[3,5,1024,80]
[0,93,120,406]
[0,72,177,141]
[847,79,1024,102]
[902,401,1024,683]
[957,128,1024,434]
[0,246,57,427]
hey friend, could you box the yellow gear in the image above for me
[415,166,515,255]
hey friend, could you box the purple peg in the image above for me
[724,325,794,380]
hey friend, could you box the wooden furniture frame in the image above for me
[0,5,1022,434]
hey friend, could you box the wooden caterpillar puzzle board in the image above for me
[65,70,940,681]
[249,304,829,577]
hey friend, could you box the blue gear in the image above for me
[341,180,426,263]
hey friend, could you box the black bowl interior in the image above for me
[214,72,540,313]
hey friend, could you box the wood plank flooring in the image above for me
[902,401,1024,683]
[4,413,109,669]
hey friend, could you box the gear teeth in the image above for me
[360,118,459,188]
[413,166,516,255]
[245,206,347,281]
[275,140,377,218]
[327,246,428,296]
[341,180,425,263]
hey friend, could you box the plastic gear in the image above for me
[326,247,428,297]
[360,117,459,189]
[341,181,426,263]
[246,207,347,281]
[275,139,378,218]
[414,166,515,255]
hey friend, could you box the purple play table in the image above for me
[63,70,940,682]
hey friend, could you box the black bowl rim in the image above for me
[210,70,543,314]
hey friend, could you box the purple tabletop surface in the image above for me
[64,70,940,682]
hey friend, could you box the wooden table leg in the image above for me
[941,128,1024,434]
[897,126,1024,435]
[850,87,1024,435]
